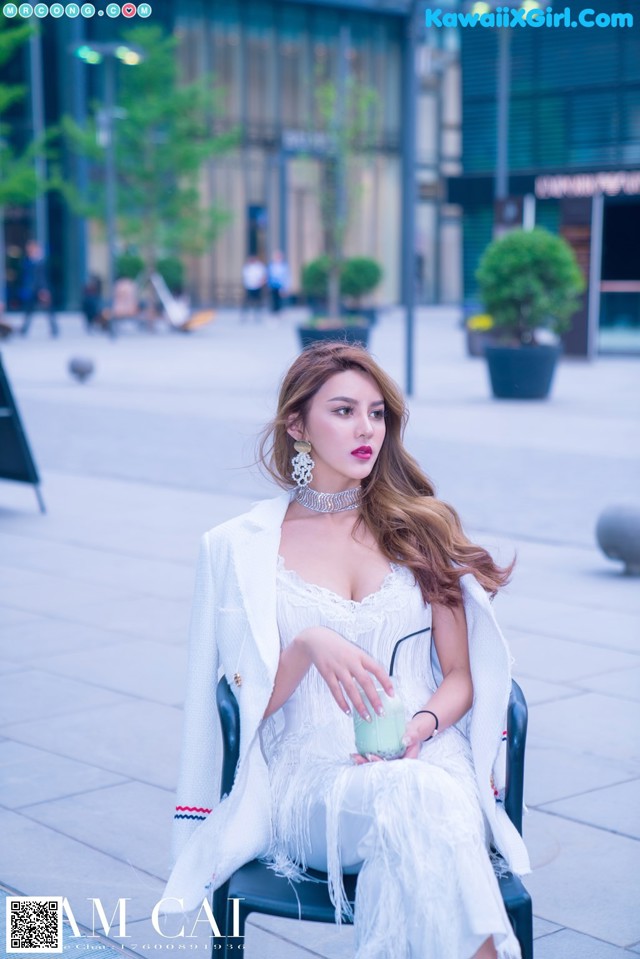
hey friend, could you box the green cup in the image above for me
[353,679,406,760]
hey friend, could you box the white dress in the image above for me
[260,556,522,959]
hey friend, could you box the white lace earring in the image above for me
[291,440,315,488]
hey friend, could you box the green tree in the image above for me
[60,25,237,276]
[313,71,378,321]
[0,16,48,305]
[476,228,585,344]
[0,17,43,206]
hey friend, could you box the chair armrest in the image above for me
[216,676,241,800]
[504,680,528,835]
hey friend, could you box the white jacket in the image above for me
[162,492,530,912]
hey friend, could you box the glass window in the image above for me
[534,199,560,236]
[310,7,339,98]
[417,91,437,166]
[621,90,640,165]
[510,99,533,170]
[244,1,276,133]
[211,0,242,122]
[509,33,535,96]
[569,92,620,165]
[537,30,572,94]
[371,18,400,147]
[346,12,369,88]
[460,32,496,100]
[277,4,310,129]
[536,97,566,168]
[463,205,493,297]
[462,101,494,174]
[622,27,640,82]
[576,33,618,87]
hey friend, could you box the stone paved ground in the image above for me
[0,306,638,958]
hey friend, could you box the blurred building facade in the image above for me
[2,0,468,310]
[3,0,468,311]
[448,0,640,354]
[175,0,410,306]
[10,0,639,347]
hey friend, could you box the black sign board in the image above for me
[0,353,45,513]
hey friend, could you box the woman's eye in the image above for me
[332,406,385,418]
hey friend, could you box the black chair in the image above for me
[212,678,533,959]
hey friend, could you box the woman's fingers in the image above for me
[316,657,374,720]
[362,657,395,699]
[350,752,384,764]
[340,673,373,721]
[400,720,424,760]
[353,668,388,718]
[308,635,392,721]
[352,654,394,718]
[351,753,368,765]
[315,659,356,715]
[323,673,352,716]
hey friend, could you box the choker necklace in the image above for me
[295,485,363,514]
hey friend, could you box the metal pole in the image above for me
[104,55,117,299]
[495,26,510,202]
[278,149,287,256]
[587,192,604,361]
[434,47,444,305]
[401,3,418,395]
[29,31,48,249]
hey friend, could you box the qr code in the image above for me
[6,897,63,954]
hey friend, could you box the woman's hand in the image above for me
[351,751,384,765]
[399,712,437,760]
[350,712,435,764]
[295,625,394,721]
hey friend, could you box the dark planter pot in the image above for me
[297,325,370,350]
[485,344,561,399]
[307,300,378,325]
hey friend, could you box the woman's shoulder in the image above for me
[202,491,292,546]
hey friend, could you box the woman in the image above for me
[164,343,530,959]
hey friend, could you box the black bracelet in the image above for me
[412,709,439,742]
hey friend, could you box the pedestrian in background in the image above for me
[19,240,59,338]
[267,249,290,315]
[241,254,267,322]
[81,274,106,333]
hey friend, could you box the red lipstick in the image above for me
[351,446,373,459]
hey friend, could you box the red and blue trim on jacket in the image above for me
[174,805,212,822]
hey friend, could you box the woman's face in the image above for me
[289,369,387,492]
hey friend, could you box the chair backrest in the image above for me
[216,677,241,800]
[215,676,528,831]
[505,680,528,835]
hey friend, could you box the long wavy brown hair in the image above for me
[258,342,513,607]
